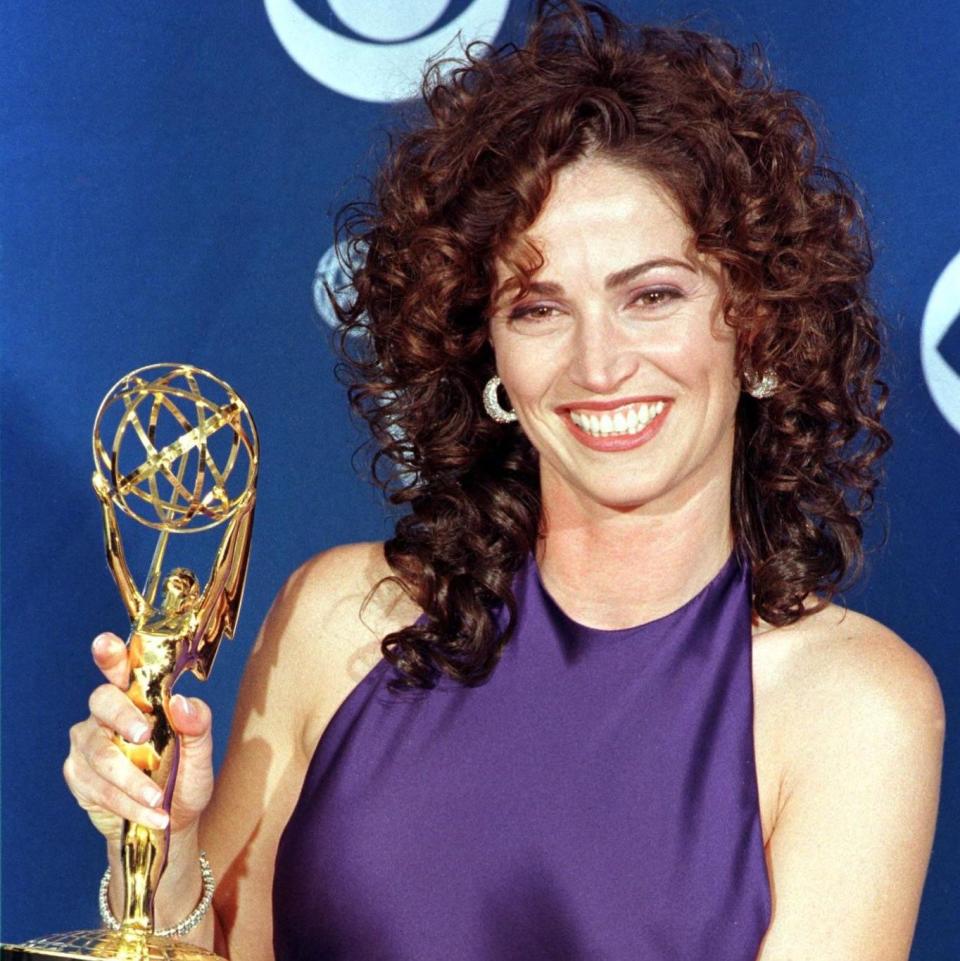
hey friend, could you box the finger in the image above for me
[64,749,169,831]
[92,633,130,689]
[75,731,166,809]
[88,684,151,744]
[168,695,213,742]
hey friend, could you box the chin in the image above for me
[575,480,670,512]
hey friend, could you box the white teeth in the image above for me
[569,401,666,437]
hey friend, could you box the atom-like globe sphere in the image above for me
[92,364,258,533]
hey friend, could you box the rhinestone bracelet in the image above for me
[98,849,215,938]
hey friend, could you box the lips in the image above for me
[562,400,671,452]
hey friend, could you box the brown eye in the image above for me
[632,287,681,309]
[508,303,560,321]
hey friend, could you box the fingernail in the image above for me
[131,722,150,743]
[143,786,163,807]
[173,695,195,718]
[92,634,111,655]
[147,810,169,830]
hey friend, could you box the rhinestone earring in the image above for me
[482,375,518,423]
[743,369,779,400]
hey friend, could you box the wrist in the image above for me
[102,825,203,929]
[160,825,202,882]
[99,847,214,939]
[153,828,204,929]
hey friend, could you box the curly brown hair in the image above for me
[333,0,890,690]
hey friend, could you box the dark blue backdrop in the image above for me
[3,2,958,955]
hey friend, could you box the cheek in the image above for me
[493,336,561,401]
[656,320,737,386]
[499,359,550,406]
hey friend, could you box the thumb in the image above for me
[165,694,215,830]
[168,694,212,744]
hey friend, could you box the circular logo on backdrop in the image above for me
[263,0,511,103]
[314,241,367,333]
[921,249,960,436]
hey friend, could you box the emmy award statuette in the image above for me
[2,364,259,961]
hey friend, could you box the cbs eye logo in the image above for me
[264,0,511,103]
[314,241,364,334]
[922,249,960,437]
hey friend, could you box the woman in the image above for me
[64,3,944,959]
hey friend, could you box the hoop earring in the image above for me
[482,375,518,423]
[743,369,779,400]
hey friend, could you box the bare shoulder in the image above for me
[277,541,423,754]
[212,539,419,770]
[752,605,945,960]
[285,540,422,664]
[754,603,945,745]
[218,540,422,767]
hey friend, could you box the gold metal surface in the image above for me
[2,364,258,961]
[1,928,222,960]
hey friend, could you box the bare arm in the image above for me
[755,613,945,961]
[197,541,416,960]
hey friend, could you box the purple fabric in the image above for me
[273,551,772,960]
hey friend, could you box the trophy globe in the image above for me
[93,363,258,535]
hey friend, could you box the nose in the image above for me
[566,313,640,394]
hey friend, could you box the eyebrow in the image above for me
[494,257,698,301]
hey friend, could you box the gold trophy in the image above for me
[2,364,258,961]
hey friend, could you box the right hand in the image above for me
[63,633,215,844]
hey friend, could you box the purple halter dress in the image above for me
[273,551,772,960]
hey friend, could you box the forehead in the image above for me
[542,158,684,227]
[495,157,693,281]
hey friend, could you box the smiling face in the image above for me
[488,155,740,518]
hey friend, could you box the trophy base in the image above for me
[1,929,224,961]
